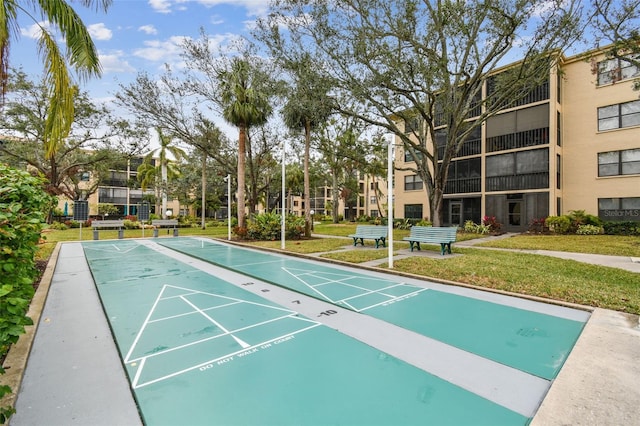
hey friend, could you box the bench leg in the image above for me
[380,238,386,248]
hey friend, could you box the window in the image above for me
[404,175,423,191]
[370,210,379,218]
[370,196,377,204]
[598,148,640,176]
[485,148,549,191]
[486,104,550,152]
[404,204,423,219]
[404,116,420,134]
[598,100,640,131]
[445,158,481,194]
[597,55,640,86]
[79,171,90,181]
[598,197,640,221]
[370,182,378,190]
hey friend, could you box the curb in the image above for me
[0,243,61,416]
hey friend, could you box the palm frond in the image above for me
[36,0,102,79]
[38,29,74,159]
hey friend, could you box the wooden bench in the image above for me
[348,225,388,248]
[92,220,125,240]
[152,219,179,237]
[402,226,458,255]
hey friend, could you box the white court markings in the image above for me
[282,267,429,312]
[158,239,430,313]
[124,284,321,389]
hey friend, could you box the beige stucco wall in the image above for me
[562,52,640,216]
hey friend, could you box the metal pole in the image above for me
[281,139,286,250]
[387,133,394,269]
[227,174,231,240]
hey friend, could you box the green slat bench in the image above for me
[92,220,125,240]
[152,219,179,237]
[348,225,388,248]
[403,226,458,255]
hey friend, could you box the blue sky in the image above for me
[13,0,265,113]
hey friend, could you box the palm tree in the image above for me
[217,57,271,229]
[0,0,110,159]
[282,56,332,237]
[138,128,186,218]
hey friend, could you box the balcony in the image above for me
[444,177,481,194]
[486,172,549,191]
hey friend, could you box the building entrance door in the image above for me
[508,200,523,227]
[450,202,463,227]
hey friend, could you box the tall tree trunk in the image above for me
[332,171,340,224]
[201,154,206,229]
[304,120,311,237]
[237,126,247,229]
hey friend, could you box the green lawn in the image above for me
[476,234,640,257]
[36,223,640,314]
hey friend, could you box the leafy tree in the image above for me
[138,128,185,219]
[280,53,334,236]
[182,34,275,229]
[0,71,143,209]
[589,0,640,90]
[315,115,368,223]
[0,0,111,159]
[0,164,54,423]
[115,69,235,228]
[258,0,584,225]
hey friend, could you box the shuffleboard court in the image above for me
[156,237,588,381]
[82,240,528,425]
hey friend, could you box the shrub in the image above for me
[567,210,602,233]
[1,164,54,422]
[603,221,640,236]
[247,211,281,240]
[482,216,502,233]
[285,215,305,240]
[576,224,604,235]
[49,221,68,230]
[463,220,490,234]
[528,218,547,233]
[416,219,432,227]
[123,219,139,230]
[545,215,571,234]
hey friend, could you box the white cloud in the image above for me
[99,51,136,73]
[196,0,269,17]
[132,36,190,62]
[20,21,51,39]
[138,25,158,35]
[148,0,269,17]
[88,23,112,41]
[148,0,172,14]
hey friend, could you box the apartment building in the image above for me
[57,156,182,219]
[393,46,640,232]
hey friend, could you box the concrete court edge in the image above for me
[0,242,61,416]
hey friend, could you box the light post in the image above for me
[310,209,315,232]
[223,174,231,240]
[387,133,394,269]
[281,139,286,250]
